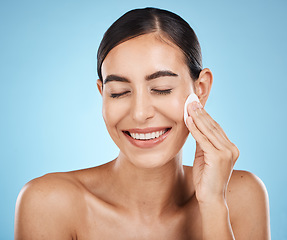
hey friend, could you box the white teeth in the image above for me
[129,130,168,140]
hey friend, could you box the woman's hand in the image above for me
[186,101,240,205]
[186,101,239,239]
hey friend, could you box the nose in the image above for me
[131,91,155,123]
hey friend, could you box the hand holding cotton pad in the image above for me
[184,93,200,127]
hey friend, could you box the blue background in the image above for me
[1,0,286,239]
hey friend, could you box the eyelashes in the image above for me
[110,89,173,98]
[152,89,172,95]
[110,91,130,98]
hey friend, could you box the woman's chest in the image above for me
[74,201,202,240]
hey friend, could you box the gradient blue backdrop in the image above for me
[1,0,286,239]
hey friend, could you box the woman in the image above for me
[15,7,270,239]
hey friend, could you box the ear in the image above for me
[194,68,213,106]
[97,79,103,96]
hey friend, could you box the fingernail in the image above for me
[191,101,200,111]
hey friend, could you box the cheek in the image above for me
[102,97,129,128]
[159,94,186,123]
[172,98,184,121]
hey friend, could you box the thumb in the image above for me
[195,141,204,156]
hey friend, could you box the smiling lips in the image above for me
[123,127,171,148]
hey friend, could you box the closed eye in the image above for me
[110,89,172,98]
[152,89,173,95]
[110,91,130,98]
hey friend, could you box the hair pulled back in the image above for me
[97,7,202,81]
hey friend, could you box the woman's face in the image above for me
[99,33,194,168]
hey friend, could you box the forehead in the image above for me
[101,33,189,78]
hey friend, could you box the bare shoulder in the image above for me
[15,162,115,240]
[228,170,268,199]
[16,171,84,208]
[15,172,85,240]
[227,170,271,239]
[20,171,84,200]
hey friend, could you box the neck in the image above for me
[110,151,192,219]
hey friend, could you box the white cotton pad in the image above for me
[184,93,200,127]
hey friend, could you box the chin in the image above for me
[117,144,183,170]
[110,123,189,169]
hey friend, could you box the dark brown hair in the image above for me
[97,7,202,81]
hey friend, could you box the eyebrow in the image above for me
[145,70,178,80]
[104,75,129,84]
[103,70,178,84]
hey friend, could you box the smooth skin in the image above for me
[15,33,270,239]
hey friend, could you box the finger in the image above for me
[187,103,228,150]
[187,103,228,141]
[194,141,205,159]
[196,107,240,162]
[197,107,231,143]
[189,104,240,164]
[186,116,217,153]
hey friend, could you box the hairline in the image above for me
[99,31,192,82]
